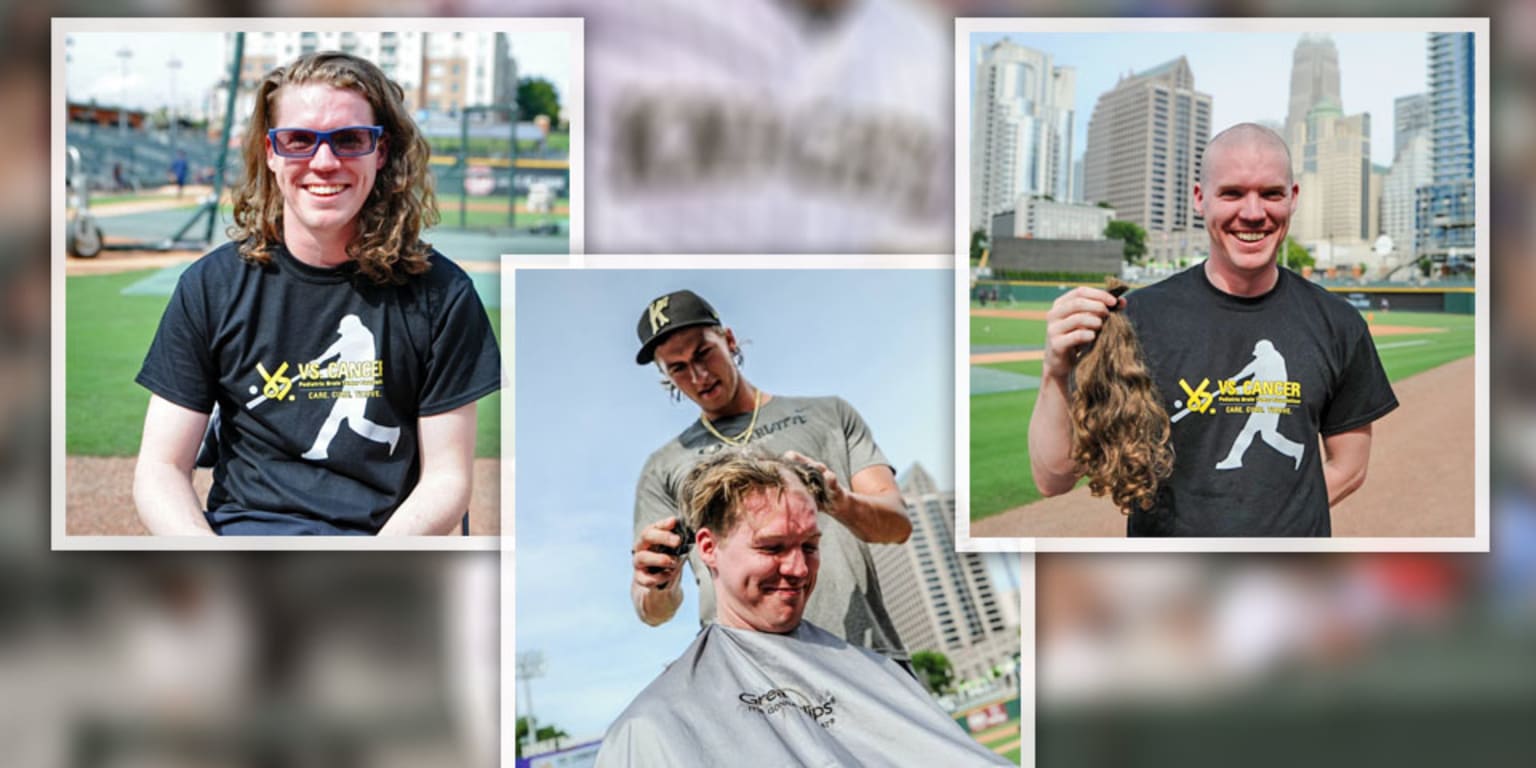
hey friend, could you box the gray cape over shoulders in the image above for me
[595,622,1009,767]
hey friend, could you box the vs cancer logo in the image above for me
[239,314,402,462]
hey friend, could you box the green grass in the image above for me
[969,300,1050,349]
[434,207,568,231]
[968,308,1476,521]
[1368,310,1475,381]
[67,270,503,458]
[972,388,1042,516]
[66,270,173,456]
[970,316,1045,348]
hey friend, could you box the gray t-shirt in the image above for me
[635,395,906,659]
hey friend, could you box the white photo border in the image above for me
[51,16,583,551]
[953,17,1491,554]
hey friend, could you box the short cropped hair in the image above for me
[1200,122,1295,187]
[678,450,830,537]
[229,51,439,285]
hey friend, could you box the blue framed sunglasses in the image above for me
[267,125,383,158]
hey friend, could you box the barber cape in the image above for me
[595,622,1009,767]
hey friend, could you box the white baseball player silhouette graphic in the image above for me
[1214,339,1305,471]
[302,314,401,461]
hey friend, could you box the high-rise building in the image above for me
[1416,32,1476,264]
[1293,102,1374,248]
[1394,92,1431,161]
[871,465,1016,683]
[1284,35,1342,159]
[1081,56,1211,263]
[1383,123,1432,265]
[970,39,1077,233]
[220,31,517,123]
[422,31,518,115]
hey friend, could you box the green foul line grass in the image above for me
[66,269,502,458]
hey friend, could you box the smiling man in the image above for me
[628,289,912,661]
[1028,123,1398,536]
[132,52,500,536]
[597,451,1009,767]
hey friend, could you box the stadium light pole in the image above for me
[167,56,182,146]
[116,47,132,137]
[515,650,546,752]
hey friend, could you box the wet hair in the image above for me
[1070,277,1174,513]
[229,51,439,285]
[678,449,830,538]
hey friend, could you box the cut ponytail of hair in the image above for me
[1070,277,1174,513]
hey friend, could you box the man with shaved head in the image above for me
[1030,123,1398,536]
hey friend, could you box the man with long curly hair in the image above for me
[1030,123,1397,536]
[133,52,500,535]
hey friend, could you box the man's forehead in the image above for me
[654,326,719,360]
[274,82,374,118]
[733,479,821,536]
[1203,133,1293,183]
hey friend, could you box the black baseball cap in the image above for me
[635,289,722,365]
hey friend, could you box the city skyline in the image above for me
[969,31,1431,187]
[64,27,574,117]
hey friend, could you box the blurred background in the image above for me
[9,1,1534,767]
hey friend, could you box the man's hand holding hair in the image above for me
[1041,286,1125,381]
[1031,286,1126,496]
[781,450,911,545]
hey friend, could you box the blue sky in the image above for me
[969,30,1435,170]
[513,268,1017,739]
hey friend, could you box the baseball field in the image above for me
[969,297,1477,536]
[59,190,536,535]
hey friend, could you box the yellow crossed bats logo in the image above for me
[1179,377,1215,415]
[257,362,294,401]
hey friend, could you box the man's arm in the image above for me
[784,451,911,544]
[1028,287,1122,496]
[1322,424,1373,507]
[378,402,477,535]
[133,395,216,535]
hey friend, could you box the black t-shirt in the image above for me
[136,242,501,534]
[1122,266,1398,536]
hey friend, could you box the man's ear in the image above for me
[697,527,718,571]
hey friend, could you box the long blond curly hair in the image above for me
[1070,278,1174,513]
[229,51,439,285]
